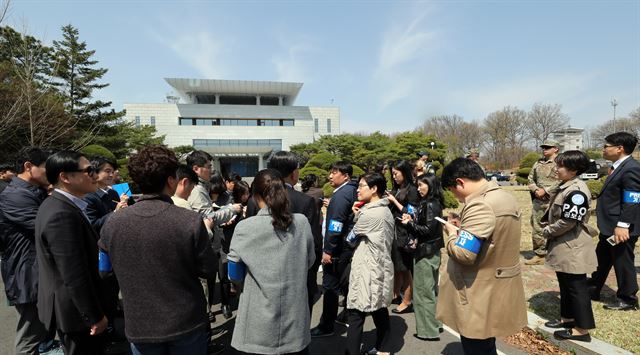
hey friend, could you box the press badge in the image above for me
[623,190,640,204]
[562,191,589,222]
[454,229,483,254]
[328,219,344,233]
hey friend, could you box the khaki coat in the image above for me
[436,181,527,339]
[347,198,395,312]
[542,178,598,274]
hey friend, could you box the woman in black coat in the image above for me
[386,160,420,313]
[400,173,444,341]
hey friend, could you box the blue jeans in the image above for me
[130,328,208,355]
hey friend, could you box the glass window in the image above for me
[314,119,319,132]
[196,119,208,126]
[150,116,156,126]
[134,116,140,127]
[283,120,294,127]
[327,119,332,133]
[180,118,192,126]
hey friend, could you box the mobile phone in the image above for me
[606,235,617,246]
[395,216,403,221]
[435,216,460,230]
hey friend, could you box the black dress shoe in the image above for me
[413,334,440,341]
[553,329,591,342]
[391,304,413,314]
[310,326,335,338]
[221,305,233,319]
[544,319,575,329]
[603,300,639,311]
[391,296,402,305]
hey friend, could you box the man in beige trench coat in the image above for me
[437,158,527,355]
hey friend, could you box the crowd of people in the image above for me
[0,131,638,355]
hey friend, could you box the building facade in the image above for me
[124,78,340,177]
[551,127,584,152]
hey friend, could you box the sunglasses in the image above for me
[70,166,97,176]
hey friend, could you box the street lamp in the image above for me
[611,98,618,132]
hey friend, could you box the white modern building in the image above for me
[124,78,340,177]
[551,127,584,152]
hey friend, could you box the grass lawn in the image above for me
[446,185,640,353]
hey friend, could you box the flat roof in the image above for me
[165,78,303,104]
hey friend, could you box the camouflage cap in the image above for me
[416,151,429,158]
[466,148,480,156]
[540,140,559,148]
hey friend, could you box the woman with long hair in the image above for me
[386,160,420,313]
[228,169,315,354]
[346,172,395,355]
[301,174,324,229]
[400,173,444,341]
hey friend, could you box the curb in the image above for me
[527,312,633,355]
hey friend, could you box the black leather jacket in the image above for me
[404,198,444,248]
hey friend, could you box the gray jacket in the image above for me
[228,209,315,354]
[348,198,395,312]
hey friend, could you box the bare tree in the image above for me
[419,115,485,159]
[0,0,10,25]
[591,109,640,148]
[526,102,569,147]
[483,106,529,169]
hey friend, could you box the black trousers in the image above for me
[345,308,390,355]
[318,250,352,331]
[216,257,231,306]
[556,272,595,329]
[57,330,104,355]
[460,336,496,355]
[591,234,639,303]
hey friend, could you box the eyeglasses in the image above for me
[70,166,96,176]
[541,146,555,150]
[603,144,620,149]
[357,184,369,188]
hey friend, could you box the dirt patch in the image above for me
[504,327,571,355]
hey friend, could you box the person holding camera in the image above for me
[400,173,444,341]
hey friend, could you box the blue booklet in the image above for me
[111,183,131,197]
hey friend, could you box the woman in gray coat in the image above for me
[346,172,395,355]
[540,151,598,342]
[228,169,315,355]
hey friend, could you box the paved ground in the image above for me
[0,273,526,355]
[1,248,637,354]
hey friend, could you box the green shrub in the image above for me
[81,144,115,160]
[517,167,531,179]
[443,190,459,209]
[586,177,605,198]
[322,182,335,197]
[352,165,365,178]
[516,177,528,185]
[305,151,340,171]
[520,152,540,169]
[300,166,329,186]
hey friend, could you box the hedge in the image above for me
[81,144,116,160]
[586,178,605,198]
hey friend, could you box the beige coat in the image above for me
[542,178,598,274]
[436,181,527,339]
[347,198,395,312]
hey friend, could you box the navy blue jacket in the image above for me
[83,189,116,235]
[324,181,358,256]
[0,177,48,305]
[596,156,640,236]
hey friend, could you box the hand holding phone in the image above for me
[435,216,460,230]
[606,235,617,246]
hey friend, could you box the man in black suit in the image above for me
[591,132,640,311]
[35,151,108,354]
[246,151,322,315]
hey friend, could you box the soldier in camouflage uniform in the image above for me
[467,148,486,174]
[525,140,560,265]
